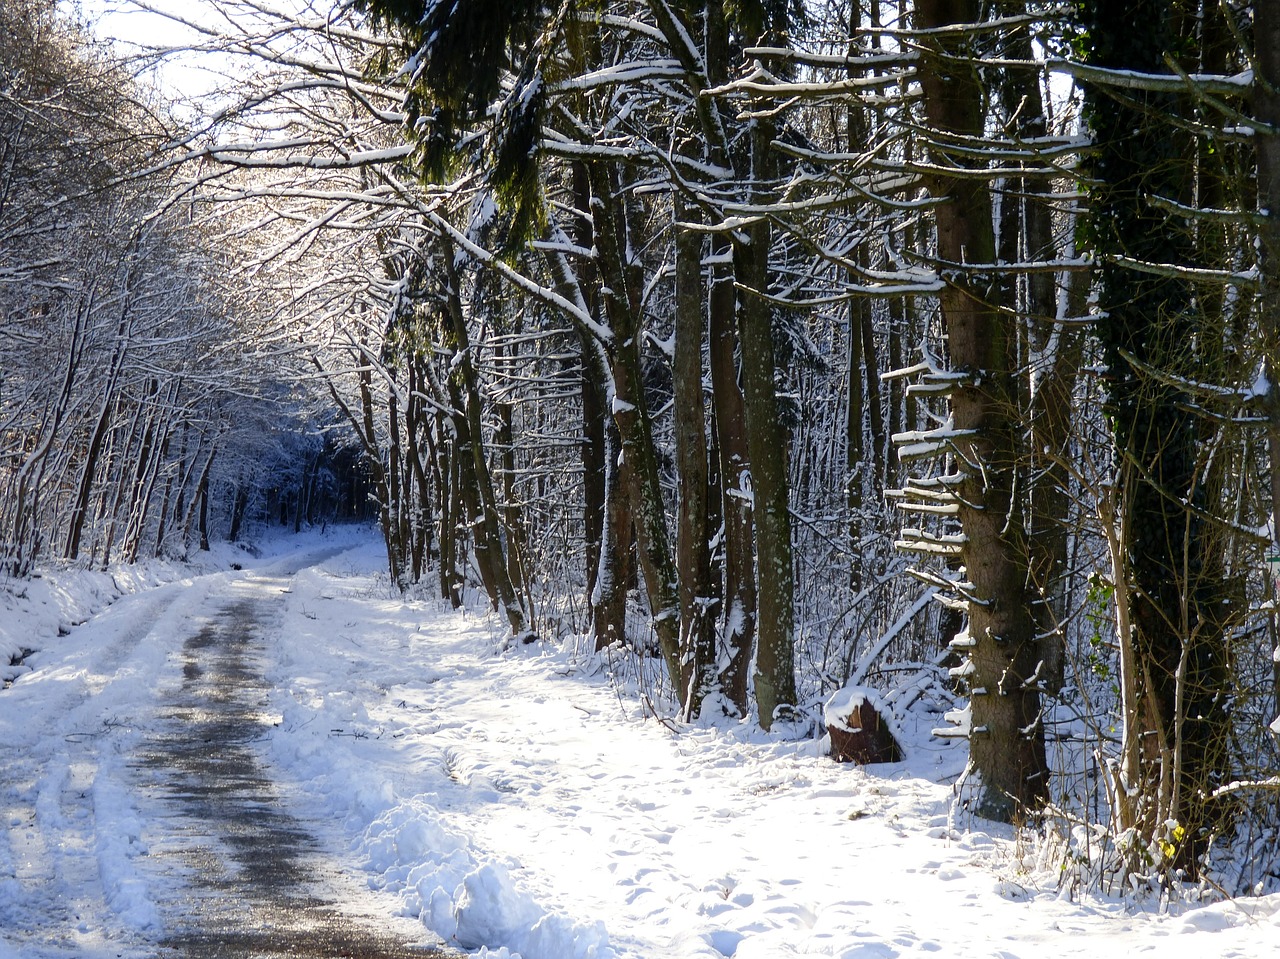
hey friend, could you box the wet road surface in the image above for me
[135,580,451,959]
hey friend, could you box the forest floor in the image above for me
[1,527,1277,958]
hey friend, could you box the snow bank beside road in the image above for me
[257,535,1280,959]
[261,550,620,958]
[1,539,269,683]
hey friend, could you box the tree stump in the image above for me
[824,686,902,764]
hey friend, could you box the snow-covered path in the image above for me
[0,540,443,957]
[135,568,447,957]
[3,529,1279,958]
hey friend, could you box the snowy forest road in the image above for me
[9,530,1280,959]
[0,545,451,959]
[135,571,449,958]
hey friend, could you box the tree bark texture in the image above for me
[734,114,797,730]
[585,163,683,693]
[674,207,718,715]
[915,0,1048,820]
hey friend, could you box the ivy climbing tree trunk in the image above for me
[1255,0,1280,711]
[1080,0,1231,873]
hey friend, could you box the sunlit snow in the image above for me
[2,528,1278,958]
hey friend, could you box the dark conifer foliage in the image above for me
[355,0,545,193]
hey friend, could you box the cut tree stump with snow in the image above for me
[825,686,902,765]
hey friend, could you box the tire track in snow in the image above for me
[131,572,449,959]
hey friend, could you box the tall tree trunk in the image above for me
[8,291,89,574]
[674,203,717,715]
[406,357,433,582]
[994,5,1075,694]
[154,423,186,558]
[915,0,1048,819]
[180,439,217,558]
[64,300,129,560]
[439,247,528,635]
[358,356,403,587]
[562,157,628,651]
[734,110,797,730]
[386,374,407,580]
[844,4,887,588]
[737,145,793,727]
[123,383,172,563]
[1255,0,1280,715]
[585,162,683,692]
[709,236,756,714]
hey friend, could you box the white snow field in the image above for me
[2,527,1278,958]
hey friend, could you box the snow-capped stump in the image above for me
[824,686,902,764]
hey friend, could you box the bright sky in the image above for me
[66,0,232,102]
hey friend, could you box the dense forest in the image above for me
[5,0,1280,892]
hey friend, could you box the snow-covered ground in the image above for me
[2,527,1278,958]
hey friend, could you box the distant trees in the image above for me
[0,1,342,574]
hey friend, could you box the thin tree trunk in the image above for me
[994,7,1075,694]
[406,357,432,582]
[674,203,717,715]
[734,111,797,730]
[154,423,185,558]
[65,302,129,560]
[440,247,528,635]
[197,451,214,553]
[709,236,756,714]
[1255,0,1280,714]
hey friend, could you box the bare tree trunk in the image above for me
[181,440,217,557]
[440,246,528,636]
[585,162,683,691]
[674,204,717,715]
[358,357,403,586]
[406,357,433,582]
[915,0,1047,819]
[386,375,407,579]
[734,114,797,730]
[1256,0,1280,713]
[197,451,214,553]
[65,300,129,560]
[435,423,462,607]
[123,387,173,563]
[7,291,90,574]
[992,7,1077,694]
[154,422,186,558]
[709,236,756,714]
